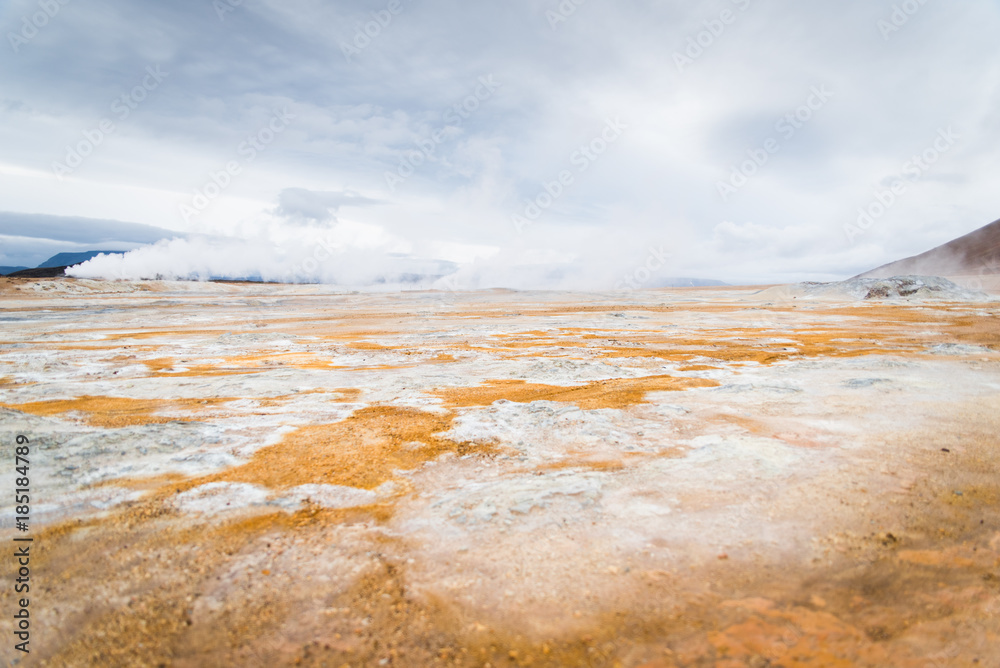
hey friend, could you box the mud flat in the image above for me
[1,277,998,667]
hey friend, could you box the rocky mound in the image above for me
[6,265,68,278]
[760,276,993,303]
[847,276,991,300]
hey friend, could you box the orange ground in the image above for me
[0,278,997,666]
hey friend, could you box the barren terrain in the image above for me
[1,277,998,667]
[859,217,1000,282]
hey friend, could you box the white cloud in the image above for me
[3,0,999,283]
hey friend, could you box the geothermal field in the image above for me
[1,276,999,667]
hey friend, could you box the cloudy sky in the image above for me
[1,0,998,287]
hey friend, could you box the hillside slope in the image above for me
[858,217,1000,278]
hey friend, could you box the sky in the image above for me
[1,0,999,287]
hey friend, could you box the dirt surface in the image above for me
[0,279,998,667]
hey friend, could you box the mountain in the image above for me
[0,266,29,275]
[857,217,1000,279]
[37,251,126,269]
[3,251,128,278]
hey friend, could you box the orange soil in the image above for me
[435,375,720,410]
[1,294,998,666]
[195,406,503,491]
[0,395,232,427]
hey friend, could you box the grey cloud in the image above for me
[0,212,183,245]
[0,235,128,269]
[273,188,383,223]
[1,0,998,284]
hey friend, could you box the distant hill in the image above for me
[5,266,70,278]
[857,217,1000,278]
[0,266,29,276]
[37,251,126,269]
[6,266,73,278]
[2,251,127,279]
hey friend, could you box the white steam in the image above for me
[66,235,458,288]
[63,216,860,289]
